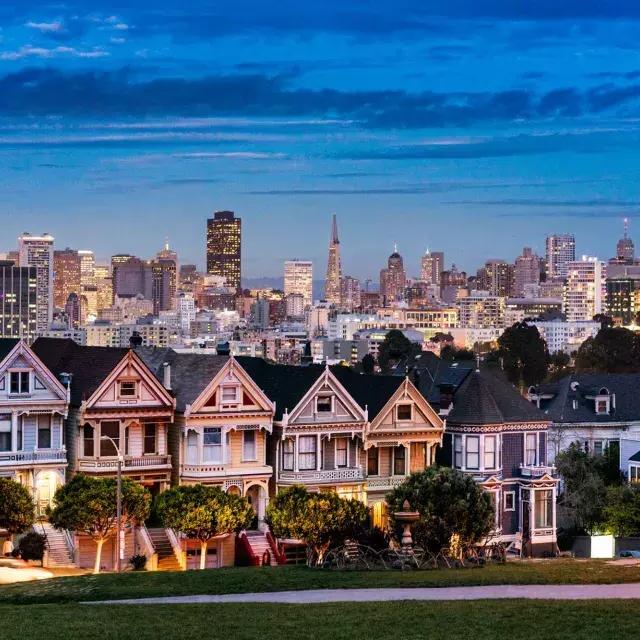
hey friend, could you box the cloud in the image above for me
[0,46,109,61]
[25,21,64,33]
[449,198,638,207]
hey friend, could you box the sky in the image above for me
[1,1,640,280]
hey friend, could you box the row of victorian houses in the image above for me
[9,338,636,569]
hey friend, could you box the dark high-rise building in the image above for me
[111,255,153,302]
[53,248,81,309]
[380,246,407,304]
[0,260,37,342]
[206,211,242,290]
[606,277,637,325]
[616,218,635,262]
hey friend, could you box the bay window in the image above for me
[282,439,294,470]
[466,436,479,470]
[0,415,11,451]
[298,436,317,470]
[534,490,553,529]
[525,433,537,466]
[83,425,94,457]
[484,436,496,470]
[453,435,463,468]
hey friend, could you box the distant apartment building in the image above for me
[0,261,37,341]
[546,234,576,280]
[85,323,169,348]
[380,249,407,304]
[562,256,606,322]
[18,233,54,333]
[284,259,313,308]
[420,251,444,285]
[513,247,542,297]
[504,297,562,325]
[530,320,600,354]
[476,259,514,297]
[605,277,640,325]
[53,248,81,309]
[340,275,362,311]
[458,292,506,329]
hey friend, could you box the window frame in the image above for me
[335,437,348,468]
[525,433,538,466]
[316,395,333,414]
[99,421,120,457]
[465,435,480,470]
[393,445,407,476]
[118,380,137,399]
[37,415,52,450]
[282,438,294,471]
[298,435,317,470]
[143,423,157,455]
[396,404,413,421]
[367,446,379,476]
[9,370,30,396]
[221,385,239,403]
[504,491,515,511]
[534,489,553,529]
[483,435,496,470]
[242,429,257,462]
[453,434,463,469]
[203,427,223,463]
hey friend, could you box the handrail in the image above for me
[265,530,287,565]
[235,531,260,567]
[166,528,186,570]
[137,525,158,571]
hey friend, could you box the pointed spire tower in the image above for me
[324,214,343,305]
[617,217,635,261]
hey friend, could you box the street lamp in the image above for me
[100,435,124,573]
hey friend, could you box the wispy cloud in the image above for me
[0,45,109,61]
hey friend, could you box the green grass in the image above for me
[1,601,640,640]
[2,560,640,605]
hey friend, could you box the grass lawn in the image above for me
[1,600,639,640]
[2,559,640,604]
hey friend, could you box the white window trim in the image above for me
[118,380,138,399]
[465,435,480,470]
[8,369,31,396]
[483,435,497,471]
[367,446,380,476]
[396,404,413,422]
[524,432,539,466]
[504,491,516,511]
[221,385,240,404]
[242,429,258,462]
[334,437,348,469]
[315,395,334,414]
[392,445,407,477]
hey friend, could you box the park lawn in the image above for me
[1,559,640,604]
[1,600,639,640]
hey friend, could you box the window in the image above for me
[144,424,157,455]
[186,430,198,464]
[9,371,30,395]
[0,415,10,452]
[100,422,120,456]
[393,446,406,476]
[221,386,238,403]
[243,430,257,461]
[37,415,51,449]
[282,439,294,470]
[336,438,348,468]
[203,428,222,463]
[484,436,496,470]
[504,491,515,511]
[454,435,463,468]
[119,381,137,398]
[534,490,553,529]
[596,399,608,414]
[83,425,94,457]
[525,433,537,466]
[298,436,317,470]
[396,404,412,421]
[367,447,379,475]
[630,466,640,484]
[465,436,479,470]
[316,396,332,413]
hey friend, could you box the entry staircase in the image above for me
[37,522,75,568]
[244,531,279,566]
[147,528,182,571]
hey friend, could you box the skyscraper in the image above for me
[154,240,179,311]
[18,232,54,333]
[340,275,362,311]
[420,251,444,285]
[206,211,242,290]
[476,259,513,297]
[53,248,81,309]
[546,234,576,280]
[514,247,542,297]
[616,218,635,262]
[111,255,152,301]
[563,256,606,322]
[284,259,313,308]
[0,260,37,341]
[380,247,407,304]
[324,214,342,305]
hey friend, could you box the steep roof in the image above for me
[0,339,20,364]
[32,338,129,406]
[447,366,547,426]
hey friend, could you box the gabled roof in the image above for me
[32,338,129,406]
[447,366,547,426]
[0,339,20,364]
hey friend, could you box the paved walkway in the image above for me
[86,583,640,605]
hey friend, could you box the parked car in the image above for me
[619,550,640,559]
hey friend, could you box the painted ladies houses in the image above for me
[0,339,68,515]
[440,366,558,557]
[32,338,175,494]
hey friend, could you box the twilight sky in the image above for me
[1,1,640,280]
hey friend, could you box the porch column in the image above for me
[294,435,299,472]
[405,443,410,475]
[222,427,228,464]
[11,412,18,452]
[198,430,204,465]
[316,434,321,471]
[58,415,64,449]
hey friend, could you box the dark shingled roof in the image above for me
[447,367,547,426]
[537,373,640,423]
[32,338,129,406]
[0,339,19,363]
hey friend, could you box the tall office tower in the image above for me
[18,232,54,332]
[284,259,313,308]
[340,275,362,311]
[53,248,81,309]
[476,259,514,297]
[420,250,444,285]
[78,250,96,288]
[150,259,174,314]
[206,211,241,290]
[111,255,152,301]
[0,260,37,341]
[94,264,113,312]
[605,278,637,325]
[616,218,635,262]
[546,234,576,280]
[514,247,542,297]
[156,240,178,309]
[380,247,407,304]
[64,292,82,329]
[324,214,342,305]
[563,256,606,322]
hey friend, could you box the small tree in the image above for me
[575,327,640,373]
[265,485,309,541]
[361,353,375,375]
[377,329,422,373]
[0,478,35,537]
[497,321,549,388]
[48,474,151,574]
[156,485,253,570]
[602,485,640,537]
[386,467,494,553]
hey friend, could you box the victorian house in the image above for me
[0,339,68,515]
[440,366,558,557]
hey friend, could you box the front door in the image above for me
[35,473,53,517]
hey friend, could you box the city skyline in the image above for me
[3,1,640,276]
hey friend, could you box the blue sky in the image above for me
[1,1,640,279]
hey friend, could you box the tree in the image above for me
[602,485,640,537]
[377,329,422,373]
[497,321,549,388]
[265,486,368,565]
[0,478,35,535]
[156,484,253,570]
[48,474,151,574]
[361,353,375,375]
[440,345,475,361]
[575,327,640,373]
[386,467,494,553]
[593,314,614,330]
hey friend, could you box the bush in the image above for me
[129,554,147,571]
[17,532,46,562]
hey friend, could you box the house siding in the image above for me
[502,432,523,478]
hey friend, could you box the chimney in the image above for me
[439,383,454,411]
[163,362,171,390]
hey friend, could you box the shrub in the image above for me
[129,554,147,571]
[17,532,46,562]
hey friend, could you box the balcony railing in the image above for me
[279,467,365,484]
[520,464,557,478]
[181,463,272,478]
[366,475,407,490]
[0,450,67,466]
[78,455,171,471]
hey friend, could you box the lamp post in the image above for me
[100,435,123,573]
